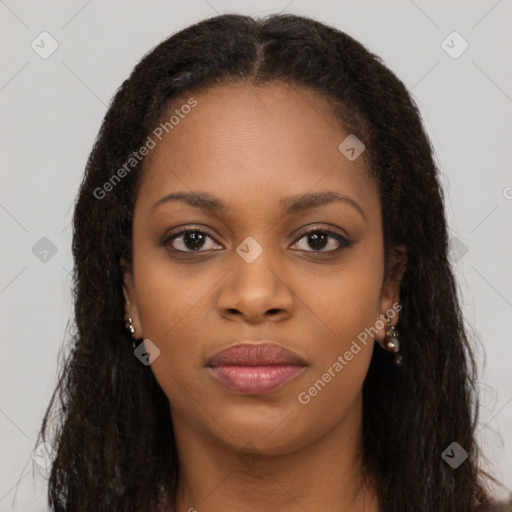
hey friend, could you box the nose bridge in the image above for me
[233,234,282,294]
[218,234,294,320]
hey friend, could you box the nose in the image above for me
[217,245,295,324]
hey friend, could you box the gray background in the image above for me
[1,0,511,509]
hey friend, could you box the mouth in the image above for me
[206,342,306,395]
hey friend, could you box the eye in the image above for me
[163,225,351,255]
[164,227,223,252]
[290,227,350,253]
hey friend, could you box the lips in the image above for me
[207,342,306,367]
[207,342,306,394]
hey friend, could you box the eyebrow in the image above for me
[150,190,366,221]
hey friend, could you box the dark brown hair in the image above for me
[37,13,493,511]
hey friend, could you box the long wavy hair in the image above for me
[37,13,493,511]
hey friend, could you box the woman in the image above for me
[37,13,494,511]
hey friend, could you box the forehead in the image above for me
[135,81,379,219]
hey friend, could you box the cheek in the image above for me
[132,223,225,338]
[133,267,209,413]
[293,259,380,426]
[297,244,384,344]
[293,241,383,403]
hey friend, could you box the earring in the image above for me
[382,315,403,365]
[126,317,135,335]
[124,302,137,349]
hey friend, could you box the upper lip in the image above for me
[207,342,306,367]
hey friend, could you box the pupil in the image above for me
[184,232,205,250]
[309,232,327,250]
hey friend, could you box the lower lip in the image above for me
[209,365,305,394]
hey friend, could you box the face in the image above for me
[122,81,404,456]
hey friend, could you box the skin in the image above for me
[121,81,406,512]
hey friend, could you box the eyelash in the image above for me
[162,225,351,256]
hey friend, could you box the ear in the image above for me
[120,256,144,340]
[375,245,407,343]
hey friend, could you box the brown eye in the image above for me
[165,229,223,252]
[291,228,350,253]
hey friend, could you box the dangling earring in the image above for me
[382,314,403,365]
[125,317,137,349]
[126,316,135,335]
[124,301,137,349]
